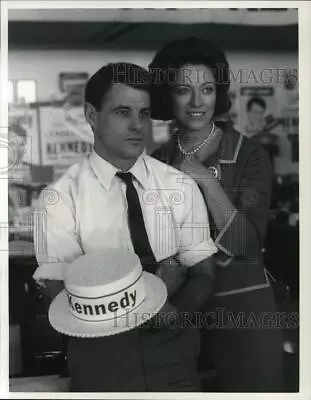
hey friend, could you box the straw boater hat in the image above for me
[49,249,167,337]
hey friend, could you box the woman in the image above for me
[149,36,283,392]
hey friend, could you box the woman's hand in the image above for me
[180,157,215,186]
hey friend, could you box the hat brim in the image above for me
[48,272,167,338]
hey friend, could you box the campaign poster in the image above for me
[237,86,278,138]
[8,103,40,181]
[276,70,299,162]
[39,105,94,166]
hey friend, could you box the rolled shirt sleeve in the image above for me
[176,175,218,267]
[33,185,83,284]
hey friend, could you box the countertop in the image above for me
[9,375,70,392]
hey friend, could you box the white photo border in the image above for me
[1,1,310,399]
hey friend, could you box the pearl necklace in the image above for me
[177,122,216,157]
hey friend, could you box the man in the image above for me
[33,62,217,392]
[244,96,266,137]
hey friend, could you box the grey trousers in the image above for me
[199,286,284,392]
[67,327,201,392]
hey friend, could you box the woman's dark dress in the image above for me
[152,123,283,392]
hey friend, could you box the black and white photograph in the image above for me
[0,3,309,396]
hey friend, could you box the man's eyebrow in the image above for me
[112,105,131,110]
[111,105,150,112]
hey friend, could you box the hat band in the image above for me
[65,274,146,322]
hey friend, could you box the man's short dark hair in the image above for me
[85,62,152,111]
[246,97,266,112]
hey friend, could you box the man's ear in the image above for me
[85,102,97,129]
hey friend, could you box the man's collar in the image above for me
[88,151,148,190]
[129,155,149,189]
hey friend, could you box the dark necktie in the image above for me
[116,172,157,274]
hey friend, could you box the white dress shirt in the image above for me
[33,151,217,282]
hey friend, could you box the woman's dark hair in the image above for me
[85,62,151,111]
[148,36,231,121]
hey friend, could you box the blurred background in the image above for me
[7,8,299,392]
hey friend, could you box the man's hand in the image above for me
[145,300,180,331]
[159,300,178,315]
[155,256,187,298]
[157,301,179,329]
[168,257,215,315]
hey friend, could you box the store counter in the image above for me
[10,375,70,392]
[9,239,64,378]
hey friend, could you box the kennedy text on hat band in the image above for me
[65,276,146,322]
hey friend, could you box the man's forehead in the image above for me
[105,82,150,106]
